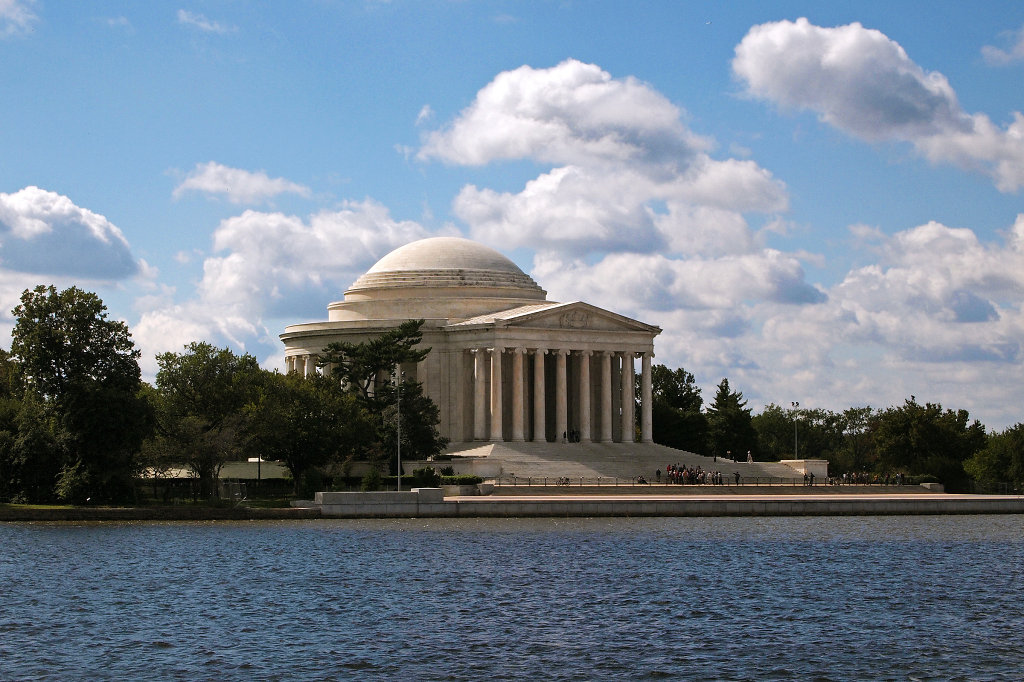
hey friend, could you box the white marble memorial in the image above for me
[280,237,661,446]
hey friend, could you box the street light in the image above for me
[791,401,800,459]
[394,368,404,491]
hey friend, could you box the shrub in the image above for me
[441,474,483,486]
[360,467,383,491]
[411,466,441,488]
[439,466,455,476]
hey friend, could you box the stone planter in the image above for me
[441,484,478,497]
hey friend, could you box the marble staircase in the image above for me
[443,441,804,481]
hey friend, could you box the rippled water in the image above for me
[2,515,1023,680]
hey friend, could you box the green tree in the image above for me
[377,379,449,470]
[705,378,758,460]
[871,398,986,491]
[10,285,151,503]
[318,319,430,404]
[964,423,1024,489]
[650,364,707,453]
[752,403,792,460]
[245,372,373,494]
[834,406,876,473]
[317,320,447,472]
[152,342,262,498]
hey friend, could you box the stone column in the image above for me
[641,351,654,443]
[285,356,294,374]
[489,346,504,442]
[510,347,525,442]
[322,362,332,377]
[532,348,547,442]
[555,349,569,443]
[416,358,427,396]
[472,349,487,441]
[578,350,592,443]
[307,355,318,378]
[294,355,305,376]
[621,352,635,443]
[600,351,613,443]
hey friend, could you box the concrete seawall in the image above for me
[315,489,1024,518]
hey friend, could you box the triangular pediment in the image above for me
[491,301,660,333]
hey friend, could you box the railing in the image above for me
[494,475,824,487]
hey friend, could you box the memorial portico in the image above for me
[281,237,660,447]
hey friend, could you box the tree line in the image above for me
[650,364,1022,492]
[2,285,1020,503]
[0,285,447,504]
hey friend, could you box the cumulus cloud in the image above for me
[132,199,430,363]
[683,214,1024,427]
[0,186,138,279]
[733,18,1024,192]
[422,59,787,256]
[824,217,1024,360]
[535,250,825,315]
[420,59,709,169]
[982,25,1024,65]
[173,162,311,204]
[0,0,36,38]
[176,9,236,34]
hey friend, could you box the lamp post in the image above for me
[791,401,800,459]
[394,368,404,491]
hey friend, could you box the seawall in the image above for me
[5,492,1023,521]
[314,489,1024,519]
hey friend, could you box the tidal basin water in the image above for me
[3,515,1023,680]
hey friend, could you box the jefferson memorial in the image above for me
[280,237,660,448]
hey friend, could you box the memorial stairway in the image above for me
[443,441,803,482]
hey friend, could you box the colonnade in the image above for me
[283,344,655,446]
[284,354,329,377]
[468,347,653,444]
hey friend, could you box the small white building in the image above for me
[280,237,661,447]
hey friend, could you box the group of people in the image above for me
[561,430,584,443]
[827,471,905,486]
[656,464,727,485]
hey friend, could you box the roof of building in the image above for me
[346,237,546,296]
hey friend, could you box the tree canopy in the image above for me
[706,378,758,460]
[650,364,707,454]
[151,342,263,498]
[318,319,430,403]
[245,372,372,494]
[6,285,151,502]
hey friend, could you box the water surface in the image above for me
[2,515,1022,680]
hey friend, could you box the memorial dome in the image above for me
[329,237,547,322]
[346,237,545,296]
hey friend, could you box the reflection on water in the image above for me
[2,515,1023,680]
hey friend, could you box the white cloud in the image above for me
[535,249,824,316]
[0,186,138,279]
[424,59,786,257]
[176,9,236,35]
[415,105,434,126]
[173,162,311,204]
[132,199,430,368]
[105,16,132,31]
[653,215,1024,428]
[419,59,709,168]
[733,18,1024,192]
[0,0,36,38]
[982,24,1024,65]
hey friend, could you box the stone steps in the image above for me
[444,441,806,481]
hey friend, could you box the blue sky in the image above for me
[2,1,1024,429]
